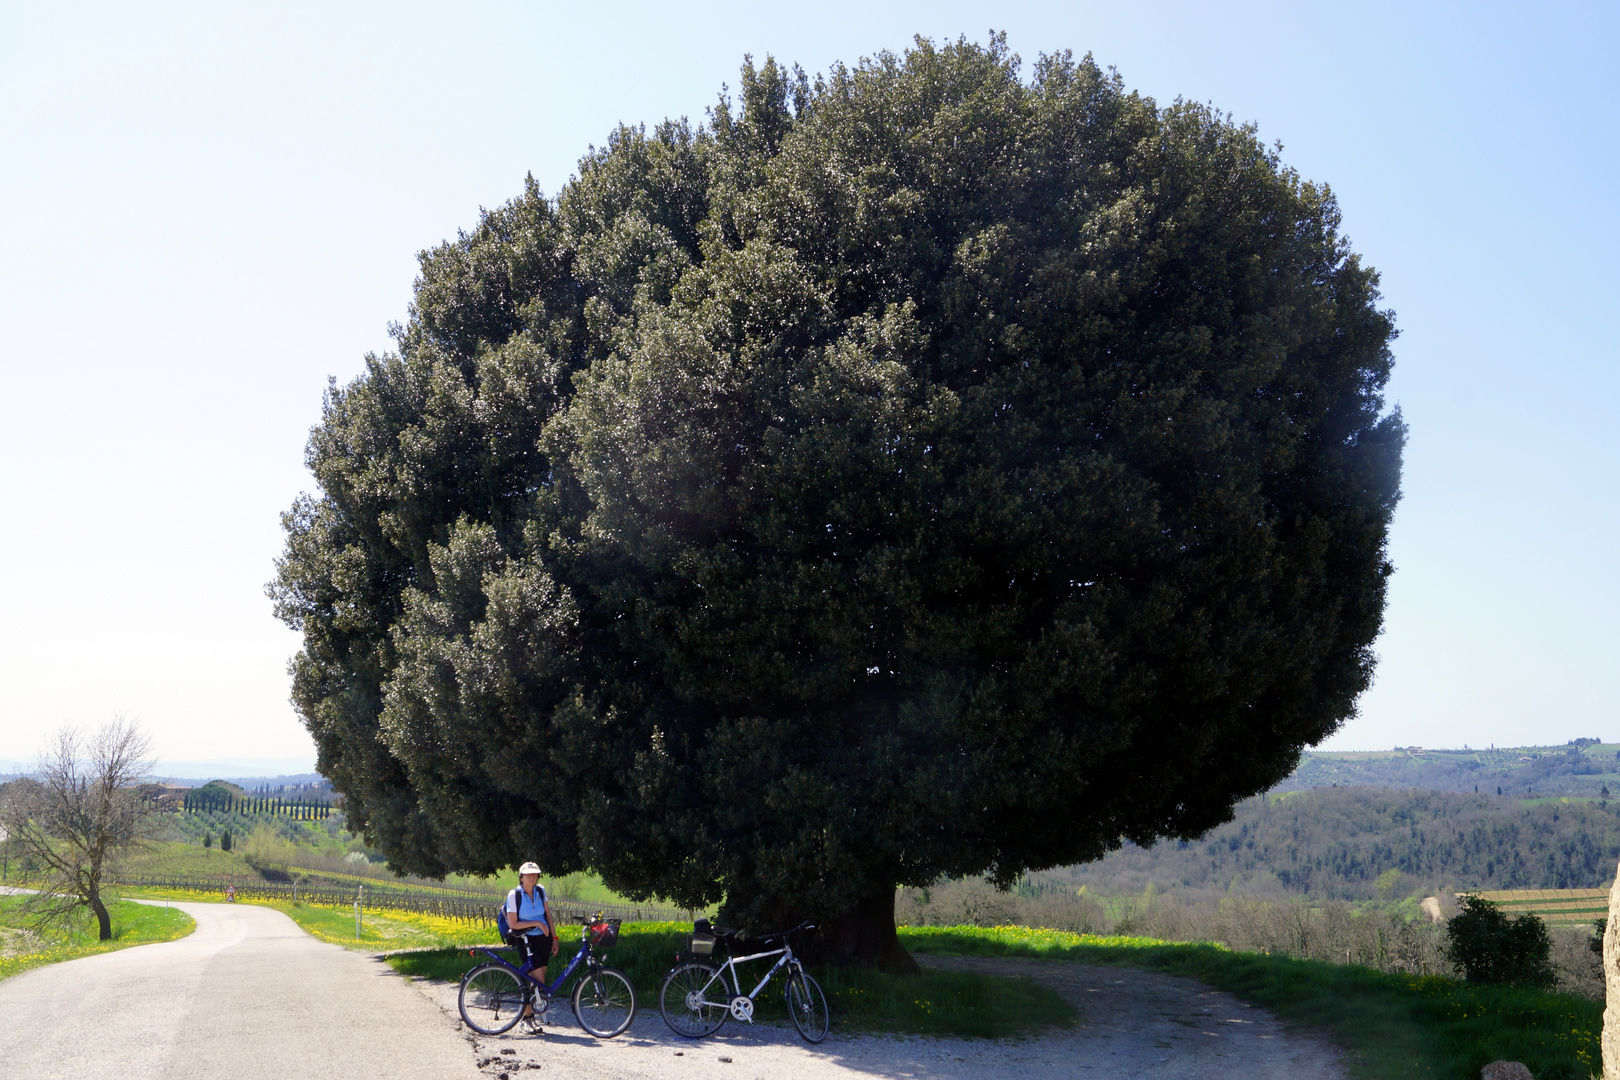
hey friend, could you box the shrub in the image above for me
[203,832,212,849]
[241,824,299,869]
[220,829,232,852]
[1445,896,1555,989]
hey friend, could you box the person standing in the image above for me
[505,862,559,1023]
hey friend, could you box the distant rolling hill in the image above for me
[1277,739,1620,798]
[1033,784,1620,900]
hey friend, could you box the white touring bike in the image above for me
[658,919,829,1043]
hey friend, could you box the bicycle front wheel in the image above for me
[572,966,637,1038]
[786,969,829,1043]
[659,962,728,1038]
[459,964,527,1035]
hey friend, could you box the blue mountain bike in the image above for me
[457,914,636,1038]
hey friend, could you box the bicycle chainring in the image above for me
[729,995,755,1022]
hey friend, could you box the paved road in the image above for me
[0,898,482,1080]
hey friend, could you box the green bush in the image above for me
[1445,896,1555,989]
[220,829,232,853]
[203,832,212,849]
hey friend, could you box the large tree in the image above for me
[272,37,1404,970]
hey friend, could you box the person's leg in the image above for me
[533,932,554,999]
[516,936,541,1018]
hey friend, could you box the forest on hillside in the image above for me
[1031,786,1620,900]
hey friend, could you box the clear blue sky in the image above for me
[1,1,1614,769]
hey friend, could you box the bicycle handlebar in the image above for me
[753,920,817,945]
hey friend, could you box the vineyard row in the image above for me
[111,875,699,926]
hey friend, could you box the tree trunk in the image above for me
[803,888,919,975]
[90,890,112,942]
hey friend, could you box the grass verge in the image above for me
[0,894,195,982]
[901,926,1601,1080]
[385,922,1073,1039]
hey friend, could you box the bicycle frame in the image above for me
[697,942,797,1016]
[469,937,595,998]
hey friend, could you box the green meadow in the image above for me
[0,895,195,982]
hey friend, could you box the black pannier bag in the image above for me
[688,917,716,957]
[588,918,621,948]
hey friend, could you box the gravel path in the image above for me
[413,952,1347,1079]
[0,898,482,1080]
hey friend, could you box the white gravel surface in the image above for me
[416,952,1348,1079]
[0,898,482,1080]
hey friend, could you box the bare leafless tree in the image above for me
[0,718,157,940]
[0,810,13,882]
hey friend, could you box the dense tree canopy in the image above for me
[272,37,1404,967]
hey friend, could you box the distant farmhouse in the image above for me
[138,782,191,811]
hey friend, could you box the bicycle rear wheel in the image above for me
[459,964,527,1035]
[786,969,829,1043]
[572,966,636,1038]
[659,962,728,1038]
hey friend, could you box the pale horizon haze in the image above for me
[1,1,1614,772]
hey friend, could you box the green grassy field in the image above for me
[0,895,195,982]
[385,922,1074,1039]
[900,926,1601,1080]
[115,843,258,878]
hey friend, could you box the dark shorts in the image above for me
[514,931,552,975]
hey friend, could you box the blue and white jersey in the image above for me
[505,884,549,937]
